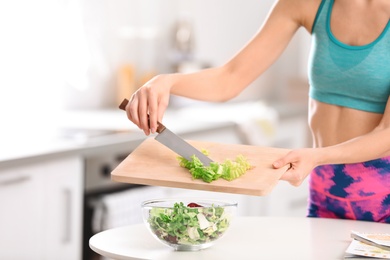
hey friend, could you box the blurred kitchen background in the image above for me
[0,0,313,259]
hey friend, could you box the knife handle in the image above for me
[119,98,166,134]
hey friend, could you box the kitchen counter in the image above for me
[0,113,236,169]
[0,100,277,169]
[90,216,390,260]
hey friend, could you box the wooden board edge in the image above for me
[111,171,277,197]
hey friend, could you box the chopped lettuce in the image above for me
[177,150,252,183]
[147,202,231,245]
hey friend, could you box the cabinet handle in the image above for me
[0,175,30,186]
[62,188,72,244]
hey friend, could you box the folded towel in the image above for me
[92,186,168,233]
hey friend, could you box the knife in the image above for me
[119,99,213,166]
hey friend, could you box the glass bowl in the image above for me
[141,198,237,251]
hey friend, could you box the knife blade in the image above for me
[119,99,213,166]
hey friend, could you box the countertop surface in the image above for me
[0,101,306,169]
[89,216,390,260]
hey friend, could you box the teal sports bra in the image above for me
[308,0,390,113]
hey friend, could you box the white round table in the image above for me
[89,216,390,260]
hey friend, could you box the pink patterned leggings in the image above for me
[308,156,390,223]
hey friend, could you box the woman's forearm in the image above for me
[274,126,390,186]
[168,65,244,102]
[317,126,390,165]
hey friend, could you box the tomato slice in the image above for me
[187,202,203,208]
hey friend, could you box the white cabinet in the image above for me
[42,156,83,260]
[0,164,46,259]
[0,156,83,260]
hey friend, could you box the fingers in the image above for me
[126,94,140,128]
[273,151,304,186]
[125,75,170,136]
[138,88,151,135]
[275,157,301,185]
[126,89,150,135]
[147,89,158,134]
[272,152,293,169]
[279,168,303,187]
[136,88,153,135]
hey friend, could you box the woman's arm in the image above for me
[274,96,390,186]
[126,0,313,135]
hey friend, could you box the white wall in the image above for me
[73,0,311,107]
[175,0,311,103]
[0,0,311,114]
[0,0,69,139]
[177,0,275,66]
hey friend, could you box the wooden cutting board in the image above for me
[111,138,291,196]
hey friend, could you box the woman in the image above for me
[124,0,390,223]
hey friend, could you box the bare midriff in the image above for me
[308,98,384,147]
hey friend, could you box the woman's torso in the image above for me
[302,0,390,150]
[308,99,384,147]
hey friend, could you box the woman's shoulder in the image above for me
[275,0,323,32]
[379,0,390,17]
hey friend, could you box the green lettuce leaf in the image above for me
[177,150,252,183]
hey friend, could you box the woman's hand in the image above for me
[125,74,172,135]
[272,148,321,186]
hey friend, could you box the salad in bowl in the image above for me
[141,198,237,251]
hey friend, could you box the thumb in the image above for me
[272,152,293,169]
